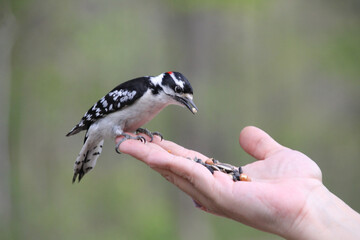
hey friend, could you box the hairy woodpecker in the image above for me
[66,71,198,183]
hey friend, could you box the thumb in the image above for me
[239,126,284,160]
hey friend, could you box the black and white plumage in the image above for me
[66,71,197,183]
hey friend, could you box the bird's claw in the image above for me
[136,128,163,142]
[115,133,146,154]
[151,131,164,141]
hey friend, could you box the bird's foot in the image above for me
[115,133,146,154]
[136,128,163,142]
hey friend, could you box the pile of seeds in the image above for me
[189,157,250,182]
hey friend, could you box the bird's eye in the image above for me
[174,86,182,93]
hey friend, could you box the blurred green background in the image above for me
[1,0,359,239]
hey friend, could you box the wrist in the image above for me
[287,184,360,240]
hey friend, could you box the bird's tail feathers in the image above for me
[66,123,85,137]
[72,139,104,183]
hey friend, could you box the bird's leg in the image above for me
[136,128,164,142]
[115,133,146,154]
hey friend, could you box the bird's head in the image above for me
[149,71,198,114]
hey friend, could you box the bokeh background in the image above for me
[1,0,359,239]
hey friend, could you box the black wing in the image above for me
[66,77,150,136]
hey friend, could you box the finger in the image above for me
[239,126,285,160]
[117,138,203,193]
[118,139,214,195]
[153,167,200,196]
[117,137,165,164]
[154,139,208,160]
[115,132,152,143]
[152,167,213,207]
[118,138,228,211]
[153,167,229,216]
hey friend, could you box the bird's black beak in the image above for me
[175,95,198,114]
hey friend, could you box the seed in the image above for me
[232,174,238,181]
[205,158,214,165]
[205,164,214,174]
[211,165,221,171]
[240,174,251,182]
[216,163,234,173]
[233,170,240,181]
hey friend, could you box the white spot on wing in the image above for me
[118,90,136,103]
[120,96,128,102]
[109,90,136,103]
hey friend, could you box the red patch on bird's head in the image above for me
[167,71,173,75]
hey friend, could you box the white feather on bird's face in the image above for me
[150,71,198,114]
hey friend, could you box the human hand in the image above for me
[116,126,360,239]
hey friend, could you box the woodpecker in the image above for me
[66,71,198,183]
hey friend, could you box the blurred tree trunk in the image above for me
[0,3,17,239]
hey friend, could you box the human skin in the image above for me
[116,126,360,239]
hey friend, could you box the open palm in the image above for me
[117,126,325,238]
